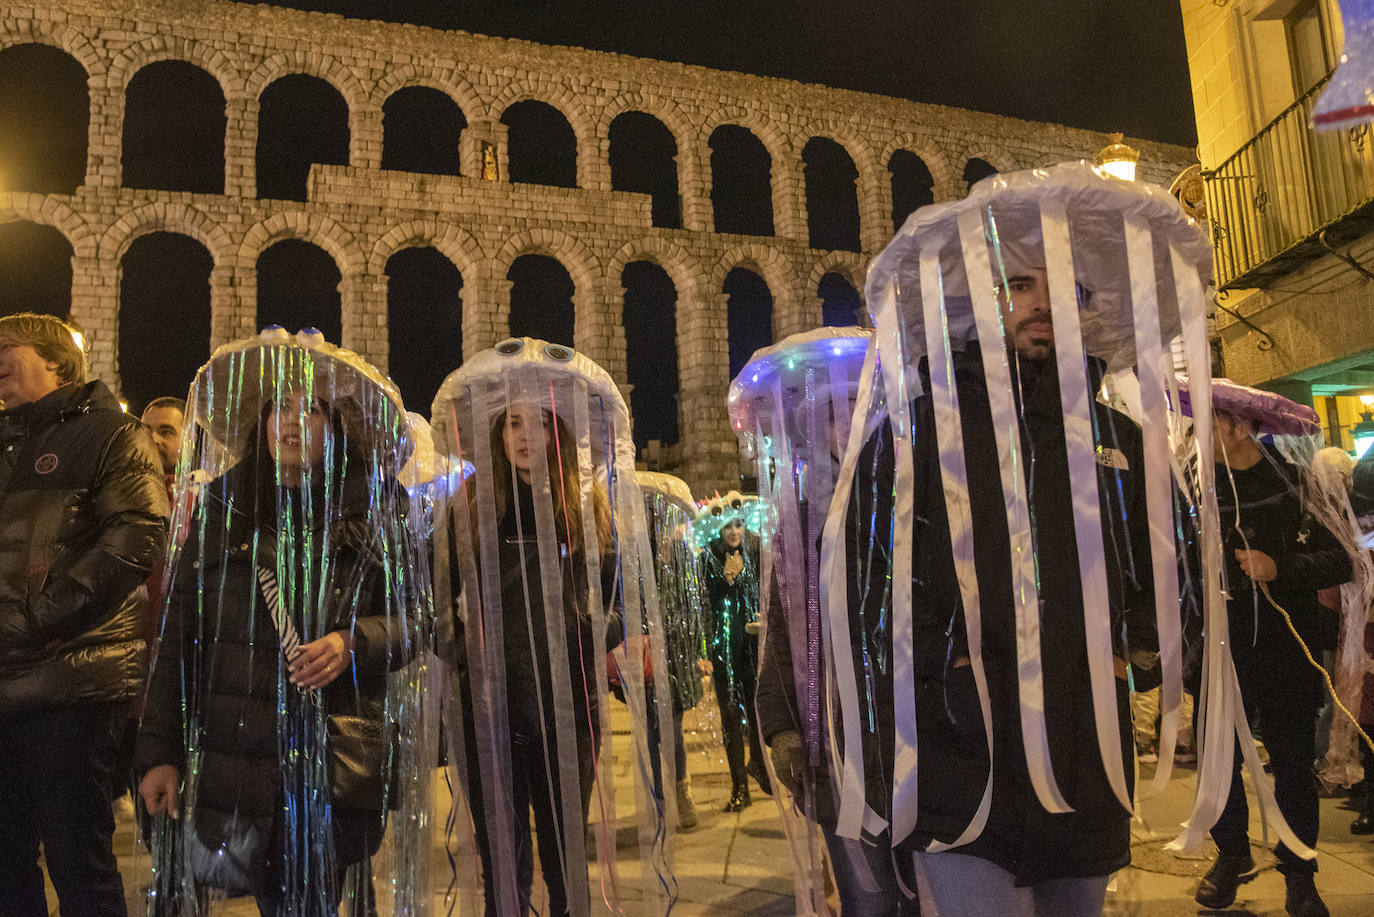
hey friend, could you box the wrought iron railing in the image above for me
[1204,71,1374,289]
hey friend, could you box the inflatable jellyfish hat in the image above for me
[143,327,429,913]
[430,338,675,917]
[691,490,762,551]
[821,161,1220,850]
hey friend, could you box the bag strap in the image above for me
[256,564,314,695]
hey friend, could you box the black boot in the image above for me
[1284,873,1329,917]
[1195,852,1254,909]
[1353,744,1374,835]
[723,783,751,812]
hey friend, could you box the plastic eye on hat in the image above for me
[730,497,742,508]
[495,339,525,356]
[543,343,574,362]
[711,506,723,516]
[259,325,290,342]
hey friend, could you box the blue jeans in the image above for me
[913,850,1110,917]
[822,827,921,916]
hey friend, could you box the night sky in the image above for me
[244,0,1198,146]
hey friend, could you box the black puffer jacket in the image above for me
[135,465,407,858]
[849,344,1154,883]
[0,380,168,718]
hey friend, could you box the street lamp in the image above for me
[1353,394,1374,458]
[1094,133,1140,182]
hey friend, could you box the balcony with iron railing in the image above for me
[1204,70,1374,291]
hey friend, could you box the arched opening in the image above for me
[889,149,935,232]
[0,222,73,319]
[508,254,574,346]
[256,239,342,344]
[119,232,212,412]
[963,157,998,193]
[382,86,465,177]
[819,272,861,327]
[257,74,350,201]
[709,125,773,237]
[802,137,861,252]
[122,60,225,194]
[500,100,577,188]
[724,266,773,381]
[386,246,463,411]
[0,44,88,194]
[609,111,681,229]
[622,261,679,451]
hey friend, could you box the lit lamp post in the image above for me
[1094,132,1140,182]
[1353,394,1374,458]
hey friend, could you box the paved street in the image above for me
[49,697,1374,915]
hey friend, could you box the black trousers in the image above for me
[713,642,763,790]
[1212,643,1322,876]
[466,720,597,917]
[0,702,129,917]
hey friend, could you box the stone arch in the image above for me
[710,242,797,303]
[98,202,234,267]
[596,91,694,155]
[700,105,792,167]
[490,80,596,186]
[245,51,367,116]
[606,238,704,305]
[108,35,243,97]
[237,211,365,277]
[879,134,957,198]
[369,221,484,280]
[0,22,106,79]
[0,192,96,260]
[701,105,798,239]
[370,65,482,120]
[807,253,867,298]
[962,149,1016,177]
[797,127,872,252]
[492,228,602,295]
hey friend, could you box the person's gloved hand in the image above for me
[768,729,806,800]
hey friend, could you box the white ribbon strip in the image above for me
[918,245,997,851]
[1041,201,1131,813]
[959,207,1071,815]
[1123,214,1184,800]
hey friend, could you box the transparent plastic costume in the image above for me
[1314,0,1374,130]
[137,327,431,916]
[430,338,674,917]
[820,161,1226,857]
[727,327,872,913]
[1174,377,1374,791]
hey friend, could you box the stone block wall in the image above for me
[0,0,1195,492]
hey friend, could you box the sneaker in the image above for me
[676,778,699,830]
[1137,746,1158,764]
[1283,873,1329,917]
[1175,745,1197,765]
[1194,852,1253,909]
[723,784,751,813]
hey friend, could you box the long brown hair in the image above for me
[468,405,613,558]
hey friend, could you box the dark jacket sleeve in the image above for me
[135,566,191,777]
[754,570,799,745]
[30,422,169,642]
[1275,511,1354,593]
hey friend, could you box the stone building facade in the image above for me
[0,0,1194,491]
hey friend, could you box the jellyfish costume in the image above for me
[634,472,709,807]
[692,492,768,808]
[819,161,1228,886]
[136,328,429,916]
[1173,377,1374,794]
[430,338,674,917]
[726,327,875,911]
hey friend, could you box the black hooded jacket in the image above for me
[848,342,1155,883]
[0,380,168,718]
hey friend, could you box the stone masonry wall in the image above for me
[0,0,1196,493]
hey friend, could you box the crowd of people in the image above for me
[3,162,1374,917]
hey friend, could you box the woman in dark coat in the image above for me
[138,365,415,915]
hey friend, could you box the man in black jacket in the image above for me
[0,313,169,917]
[1194,411,1352,917]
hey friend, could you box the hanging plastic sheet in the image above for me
[431,338,674,917]
[821,162,1214,859]
[727,327,872,915]
[136,327,431,916]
